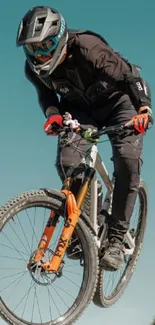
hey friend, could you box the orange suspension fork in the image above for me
[34,176,73,262]
[33,167,95,272]
[42,167,95,272]
[42,189,81,272]
[34,210,59,262]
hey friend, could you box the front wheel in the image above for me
[93,180,147,307]
[0,189,99,325]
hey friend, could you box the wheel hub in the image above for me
[27,248,64,285]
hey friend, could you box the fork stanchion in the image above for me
[76,167,95,210]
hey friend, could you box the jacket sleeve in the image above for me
[25,61,60,117]
[84,41,151,110]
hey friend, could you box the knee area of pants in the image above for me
[55,162,69,181]
[113,157,141,177]
[55,162,83,181]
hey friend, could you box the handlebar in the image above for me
[89,121,134,139]
[52,119,134,141]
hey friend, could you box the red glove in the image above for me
[125,113,150,134]
[44,114,63,136]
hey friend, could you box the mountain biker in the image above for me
[16,5,152,270]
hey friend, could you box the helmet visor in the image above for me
[24,36,59,56]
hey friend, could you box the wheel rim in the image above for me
[99,188,145,301]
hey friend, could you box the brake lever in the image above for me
[124,121,134,128]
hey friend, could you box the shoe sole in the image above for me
[100,259,123,271]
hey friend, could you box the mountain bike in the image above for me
[0,120,147,325]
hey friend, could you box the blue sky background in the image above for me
[0,0,155,324]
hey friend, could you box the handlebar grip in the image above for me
[124,120,134,128]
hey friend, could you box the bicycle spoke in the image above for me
[108,274,116,295]
[8,221,30,256]
[2,231,29,261]
[21,279,34,318]
[6,271,28,302]
[0,270,27,281]
[46,286,61,316]
[51,284,69,309]
[0,243,30,257]
[25,209,38,250]
[63,274,81,288]
[0,271,27,293]
[40,276,53,320]
[53,282,75,299]
[65,263,80,268]
[0,267,24,271]
[0,255,25,261]
[41,208,47,237]
[34,286,42,323]
[47,285,53,321]
[63,270,82,276]
[13,281,35,314]
[16,214,32,254]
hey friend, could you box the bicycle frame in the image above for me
[86,143,135,255]
[86,144,113,233]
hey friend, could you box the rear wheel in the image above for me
[0,189,99,325]
[93,181,147,307]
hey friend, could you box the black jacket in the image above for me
[25,29,151,117]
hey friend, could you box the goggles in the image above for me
[24,36,59,56]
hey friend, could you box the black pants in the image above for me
[56,94,143,241]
